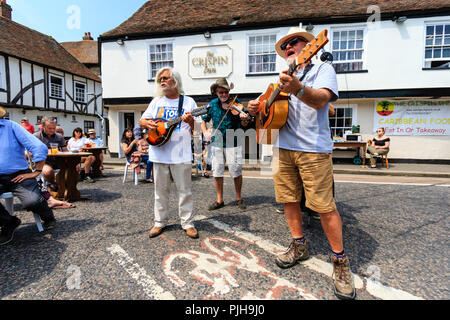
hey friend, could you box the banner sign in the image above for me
[374,100,450,135]
[188,44,232,79]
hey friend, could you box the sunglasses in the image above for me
[280,37,306,51]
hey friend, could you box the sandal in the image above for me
[208,201,225,211]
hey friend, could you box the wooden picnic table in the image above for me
[47,151,93,201]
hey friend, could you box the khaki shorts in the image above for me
[273,148,336,213]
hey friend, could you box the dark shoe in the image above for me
[331,255,356,300]
[185,227,199,239]
[208,201,225,211]
[236,199,246,210]
[276,208,284,214]
[149,226,163,238]
[0,217,21,246]
[85,176,95,183]
[275,239,309,269]
[43,218,57,230]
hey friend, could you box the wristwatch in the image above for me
[295,83,307,99]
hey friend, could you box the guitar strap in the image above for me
[177,95,184,129]
[299,63,313,82]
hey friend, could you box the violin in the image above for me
[225,96,253,121]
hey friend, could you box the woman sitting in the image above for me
[367,127,390,168]
[137,132,154,183]
[67,127,96,182]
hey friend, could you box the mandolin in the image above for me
[255,29,329,144]
[144,104,210,146]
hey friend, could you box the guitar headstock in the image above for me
[192,104,210,117]
[294,29,329,67]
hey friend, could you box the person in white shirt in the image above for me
[139,67,198,239]
[67,127,96,183]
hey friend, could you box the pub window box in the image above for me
[247,34,277,74]
[331,28,366,73]
[0,55,6,90]
[148,42,174,80]
[49,74,65,99]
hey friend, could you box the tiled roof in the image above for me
[0,17,101,82]
[61,40,99,65]
[101,0,450,38]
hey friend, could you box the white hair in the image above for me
[154,67,184,97]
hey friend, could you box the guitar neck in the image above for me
[266,61,297,107]
[166,107,207,127]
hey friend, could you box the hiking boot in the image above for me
[43,218,57,230]
[0,217,21,245]
[331,255,356,300]
[185,227,199,239]
[275,239,309,269]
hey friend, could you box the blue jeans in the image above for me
[141,155,153,180]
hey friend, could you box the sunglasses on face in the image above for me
[280,37,306,51]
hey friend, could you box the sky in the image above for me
[8,0,148,42]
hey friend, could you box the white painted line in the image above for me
[196,215,424,300]
[335,180,450,187]
[107,244,175,300]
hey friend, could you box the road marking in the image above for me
[107,244,175,300]
[196,215,424,300]
[335,180,450,187]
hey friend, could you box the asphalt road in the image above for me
[0,169,449,301]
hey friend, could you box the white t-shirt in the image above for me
[68,137,88,152]
[276,62,339,154]
[141,95,197,164]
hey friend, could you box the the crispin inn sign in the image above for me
[188,45,232,79]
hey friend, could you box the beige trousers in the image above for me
[153,162,194,230]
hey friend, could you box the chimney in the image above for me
[0,0,12,20]
[83,32,94,41]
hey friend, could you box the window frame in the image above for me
[48,73,65,100]
[330,26,367,73]
[0,56,6,90]
[423,21,450,69]
[246,32,278,75]
[147,40,174,81]
[74,80,87,103]
[329,104,358,138]
[84,120,95,133]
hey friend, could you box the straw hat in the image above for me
[0,105,6,118]
[275,27,315,58]
[88,129,96,134]
[210,78,234,95]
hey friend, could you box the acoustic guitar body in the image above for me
[145,119,176,147]
[255,83,289,144]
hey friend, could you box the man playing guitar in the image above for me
[248,27,356,300]
[139,67,199,240]
[201,78,250,211]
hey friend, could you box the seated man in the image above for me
[33,117,68,190]
[0,105,57,245]
[87,129,105,171]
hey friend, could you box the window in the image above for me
[148,43,173,79]
[0,56,5,90]
[329,106,356,137]
[248,34,277,74]
[74,81,86,103]
[84,121,94,133]
[424,23,450,68]
[49,74,64,99]
[331,29,365,72]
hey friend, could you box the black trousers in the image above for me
[0,169,55,227]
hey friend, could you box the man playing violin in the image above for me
[247,27,356,300]
[201,78,250,211]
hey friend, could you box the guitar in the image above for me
[144,104,210,147]
[255,29,329,144]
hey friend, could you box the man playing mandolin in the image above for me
[139,67,199,240]
[201,78,250,211]
[248,27,356,300]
